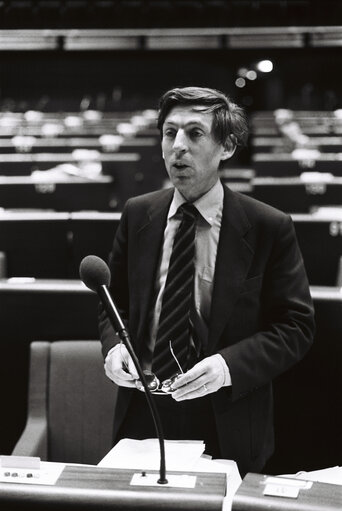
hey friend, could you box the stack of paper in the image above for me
[98,438,242,509]
[98,438,205,471]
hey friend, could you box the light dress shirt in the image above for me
[144,179,231,385]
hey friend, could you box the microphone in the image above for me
[79,255,168,485]
[79,254,126,336]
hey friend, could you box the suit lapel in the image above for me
[135,189,174,344]
[208,186,254,352]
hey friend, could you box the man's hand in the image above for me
[104,344,139,387]
[171,354,231,401]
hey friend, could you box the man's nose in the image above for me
[173,130,188,153]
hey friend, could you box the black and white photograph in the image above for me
[0,1,341,509]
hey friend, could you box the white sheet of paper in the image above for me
[98,438,205,471]
[293,466,342,486]
[193,457,242,511]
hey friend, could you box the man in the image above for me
[99,86,315,477]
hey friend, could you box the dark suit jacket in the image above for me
[99,183,315,475]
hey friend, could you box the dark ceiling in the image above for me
[0,0,340,29]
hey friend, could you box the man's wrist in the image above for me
[105,344,120,364]
[214,353,232,387]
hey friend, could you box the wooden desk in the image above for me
[0,211,71,278]
[291,213,342,286]
[232,472,342,510]
[252,136,342,153]
[0,136,158,153]
[0,210,121,279]
[252,153,342,177]
[0,464,226,511]
[69,211,120,277]
[0,175,115,211]
[0,152,140,175]
[246,176,342,214]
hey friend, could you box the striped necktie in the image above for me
[152,203,199,381]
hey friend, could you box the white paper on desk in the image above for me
[293,466,342,486]
[98,438,205,471]
[193,458,242,511]
[194,458,241,492]
[193,457,235,478]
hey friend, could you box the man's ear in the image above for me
[221,137,236,161]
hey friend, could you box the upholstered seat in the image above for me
[12,340,118,465]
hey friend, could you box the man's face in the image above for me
[161,105,232,201]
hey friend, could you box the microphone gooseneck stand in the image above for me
[98,285,168,485]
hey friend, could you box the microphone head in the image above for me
[79,255,111,292]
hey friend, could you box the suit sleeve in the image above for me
[219,214,315,401]
[98,202,130,360]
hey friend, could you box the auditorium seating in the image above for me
[0,109,164,208]
[251,111,342,137]
[2,208,341,286]
[252,154,342,177]
[70,211,121,276]
[0,280,99,453]
[0,166,162,212]
[0,210,71,278]
[0,151,141,176]
[0,111,157,137]
[251,110,342,177]
[12,340,117,465]
[0,103,340,477]
[226,176,342,213]
[291,212,342,286]
[0,167,155,212]
[0,175,115,211]
[0,210,121,279]
[3,282,342,475]
[253,136,342,153]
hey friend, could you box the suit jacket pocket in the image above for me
[240,274,263,294]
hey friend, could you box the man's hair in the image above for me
[157,86,248,148]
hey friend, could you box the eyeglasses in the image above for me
[121,341,184,395]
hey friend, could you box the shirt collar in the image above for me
[168,179,224,226]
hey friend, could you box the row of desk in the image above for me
[3,110,342,181]
[0,173,340,213]
[0,135,159,153]
[0,210,120,279]
[0,463,341,510]
[0,110,159,137]
[0,209,340,285]
[0,111,340,509]
[0,130,165,209]
[0,112,165,209]
[251,110,342,176]
[227,174,342,213]
[252,135,342,153]
[0,282,341,475]
[1,145,341,178]
[251,111,342,137]
[251,153,342,177]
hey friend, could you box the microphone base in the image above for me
[131,472,196,488]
